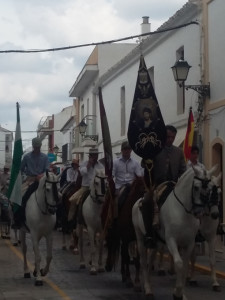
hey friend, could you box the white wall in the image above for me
[208,0,225,103]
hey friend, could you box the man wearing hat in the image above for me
[112,141,144,217]
[68,147,104,224]
[12,137,49,228]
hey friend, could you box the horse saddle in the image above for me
[77,190,90,226]
[154,181,176,209]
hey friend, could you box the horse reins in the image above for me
[173,176,211,215]
[90,175,107,204]
[35,178,59,215]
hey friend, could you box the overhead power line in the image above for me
[0,21,198,54]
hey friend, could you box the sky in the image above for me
[0,0,188,150]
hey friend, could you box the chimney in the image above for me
[141,16,151,40]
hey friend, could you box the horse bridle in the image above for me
[90,175,107,204]
[35,178,60,215]
[173,176,211,215]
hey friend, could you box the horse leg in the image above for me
[136,233,154,298]
[72,229,79,255]
[167,240,184,300]
[78,224,86,269]
[188,245,198,286]
[20,230,30,278]
[62,231,67,250]
[40,234,53,277]
[121,241,133,287]
[31,235,43,286]
[97,234,105,273]
[87,227,98,275]
[207,237,221,291]
[133,251,141,292]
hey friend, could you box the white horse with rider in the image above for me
[132,165,219,300]
[19,171,60,285]
[77,168,108,275]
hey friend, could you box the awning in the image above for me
[173,127,186,147]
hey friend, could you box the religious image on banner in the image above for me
[128,55,166,160]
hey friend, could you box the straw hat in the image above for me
[86,148,102,155]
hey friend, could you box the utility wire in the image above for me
[0,21,198,54]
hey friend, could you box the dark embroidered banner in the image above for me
[128,55,166,160]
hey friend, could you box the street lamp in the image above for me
[77,116,98,142]
[171,59,210,97]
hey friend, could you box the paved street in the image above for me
[0,230,225,300]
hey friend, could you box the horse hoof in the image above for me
[35,280,43,286]
[173,294,183,300]
[133,285,142,293]
[62,246,67,250]
[24,273,31,278]
[158,270,166,276]
[213,285,221,292]
[40,269,46,276]
[98,267,105,273]
[105,264,112,272]
[73,248,79,255]
[13,242,18,246]
[90,269,97,275]
[145,293,154,300]
[189,280,198,287]
[79,264,86,269]
[33,270,37,277]
[168,269,175,275]
[125,280,133,288]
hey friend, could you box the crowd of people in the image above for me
[0,125,222,248]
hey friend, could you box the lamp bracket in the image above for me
[184,83,210,97]
[82,134,98,142]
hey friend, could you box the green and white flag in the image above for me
[7,102,23,210]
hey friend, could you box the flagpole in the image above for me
[98,87,115,237]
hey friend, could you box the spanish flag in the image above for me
[183,107,194,161]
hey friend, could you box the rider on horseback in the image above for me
[142,125,186,248]
[12,137,49,228]
[67,148,104,228]
[112,141,144,218]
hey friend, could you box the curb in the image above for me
[194,263,225,279]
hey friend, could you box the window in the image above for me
[120,86,126,136]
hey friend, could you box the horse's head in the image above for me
[39,171,60,215]
[191,165,221,219]
[90,169,108,203]
[203,169,221,220]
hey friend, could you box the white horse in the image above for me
[132,166,218,300]
[189,172,222,291]
[78,168,108,275]
[20,171,60,286]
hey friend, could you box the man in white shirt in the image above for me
[68,148,104,222]
[112,141,143,216]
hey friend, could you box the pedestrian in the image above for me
[12,137,49,228]
[0,164,10,195]
[67,148,104,225]
[142,125,186,248]
[112,140,144,217]
[187,145,206,171]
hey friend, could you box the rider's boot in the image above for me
[141,192,157,249]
